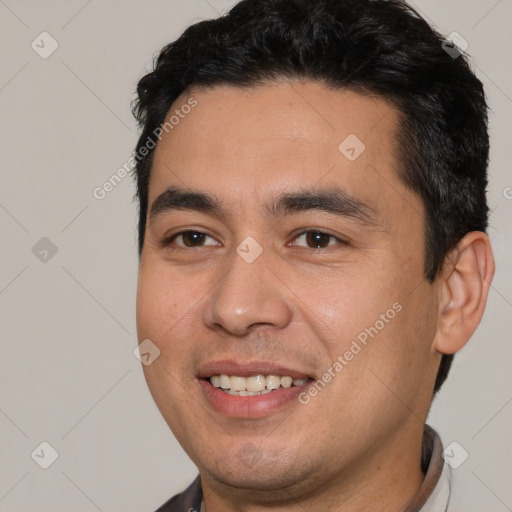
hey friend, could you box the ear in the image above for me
[434,231,495,355]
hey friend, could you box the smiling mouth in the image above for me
[207,374,313,396]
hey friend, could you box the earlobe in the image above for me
[434,231,495,355]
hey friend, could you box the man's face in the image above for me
[136,81,441,495]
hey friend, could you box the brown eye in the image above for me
[167,231,219,248]
[306,231,331,248]
[293,231,344,249]
[180,231,206,247]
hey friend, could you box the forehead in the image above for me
[149,80,415,221]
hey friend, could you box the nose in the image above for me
[202,250,293,337]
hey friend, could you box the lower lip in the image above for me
[199,379,311,418]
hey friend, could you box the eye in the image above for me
[165,230,220,248]
[291,230,346,249]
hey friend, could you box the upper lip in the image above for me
[197,360,313,380]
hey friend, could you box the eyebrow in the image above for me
[149,185,379,227]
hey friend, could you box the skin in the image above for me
[136,80,495,511]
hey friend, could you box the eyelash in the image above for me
[161,229,347,250]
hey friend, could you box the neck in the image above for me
[200,420,427,512]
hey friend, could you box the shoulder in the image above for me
[154,476,202,512]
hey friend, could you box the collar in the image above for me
[402,424,451,512]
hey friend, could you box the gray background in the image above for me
[0,0,510,510]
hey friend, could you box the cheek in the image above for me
[300,265,434,394]
[351,288,438,406]
[136,259,198,341]
[136,259,214,388]
[300,266,403,344]
[136,261,205,428]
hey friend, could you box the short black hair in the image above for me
[132,0,490,395]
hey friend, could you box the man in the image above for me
[132,0,495,510]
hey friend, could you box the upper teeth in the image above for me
[210,374,307,393]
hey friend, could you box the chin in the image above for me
[197,447,319,495]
